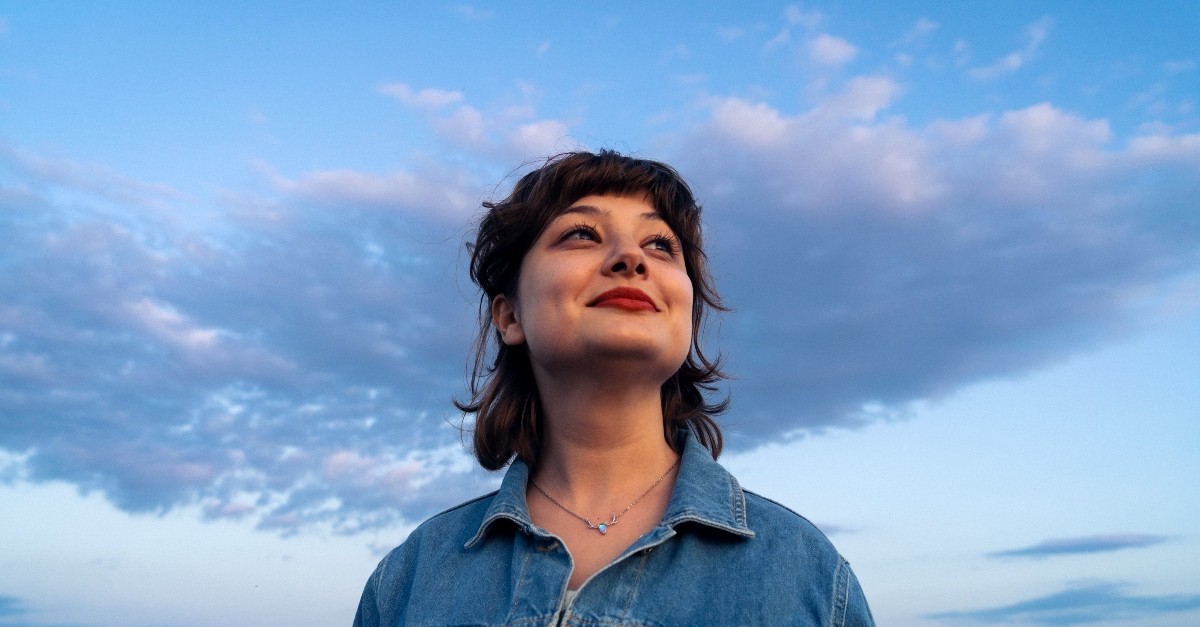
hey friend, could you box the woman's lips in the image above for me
[588,287,658,312]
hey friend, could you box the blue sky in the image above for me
[1,2,1198,625]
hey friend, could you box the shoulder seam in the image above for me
[741,488,839,546]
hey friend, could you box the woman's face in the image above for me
[492,194,694,382]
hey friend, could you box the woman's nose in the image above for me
[604,244,646,276]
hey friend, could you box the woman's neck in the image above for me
[530,376,679,507]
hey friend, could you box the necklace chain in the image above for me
[529,455,681,536]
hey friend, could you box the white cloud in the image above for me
[820,75,902,121]
[784,5,823,29]
[1127,132,1200,163]
[808,33,858,67]
[508,120,574,158]
[969,16,1052,79]
[709,98,791,147]
[377,82,576,162]
[378,83,464,110]
[264,163,477,220]
[126,297,223,352]
[432,105,488,148]
[767,5,823,52]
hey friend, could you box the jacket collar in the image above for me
[466,429,754,548]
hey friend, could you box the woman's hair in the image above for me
[457,150,728,470]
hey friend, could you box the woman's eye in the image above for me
[562,225,599,242]
[647,235,680,255]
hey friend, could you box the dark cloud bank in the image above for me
[1,98,1198,533]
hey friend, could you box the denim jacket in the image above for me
[354,432,875,626]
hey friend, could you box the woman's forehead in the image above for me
[559,197,664,223]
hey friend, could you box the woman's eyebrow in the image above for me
[561,204,664,222]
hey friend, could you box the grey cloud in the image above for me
[1,149,482,530]
[671,98,1200,445]
[929,581,1200,625]
[2,88,1199,533]
[988,534,1169,559]
[1,143,180,211]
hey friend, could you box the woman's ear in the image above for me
[491,294,525,346]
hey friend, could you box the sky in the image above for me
[1,2,1198,625]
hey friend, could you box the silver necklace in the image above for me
[529,455,681,536]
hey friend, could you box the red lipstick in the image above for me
[588,287,657,312]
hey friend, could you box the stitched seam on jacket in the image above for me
[729,474,747,525]
[619,548,652,620]
[506,543,535,624]
[831,555,850,627]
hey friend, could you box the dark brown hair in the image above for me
[457,150,728,470]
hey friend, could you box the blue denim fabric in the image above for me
[354,432,875,626]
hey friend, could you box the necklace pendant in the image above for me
[597,523,608,535]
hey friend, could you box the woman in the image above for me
[354,151,874,626]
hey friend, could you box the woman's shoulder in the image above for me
[385,489,500,554]
[739,488,845,557]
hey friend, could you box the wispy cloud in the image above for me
[256,159,479,221]
[766,5,824,52]
[988,534,1169,558]
[377,83,464,110]
[377,82,578,162]
[930,581,1200,625]
[0,143,180,210]
[898,17,938,45]
[970,16,1053,79]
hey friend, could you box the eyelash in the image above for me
[647,232,681,256]
[562,222,600,242]
[559,223,681,257]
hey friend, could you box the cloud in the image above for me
[378,83,465,110]
[929,581,1200,625]
[672,96,1200,443]
[0,144,180,210]
[257,160,479,221]
[379,83,577,161]
[0,144,489,531]
[766,5,824,51]
[2,71,1199,534]
[808,34,858,67]
[988,534,1169,558]
[970,16,1053,79]
[898,18,939,45]
[784,5,823,30]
